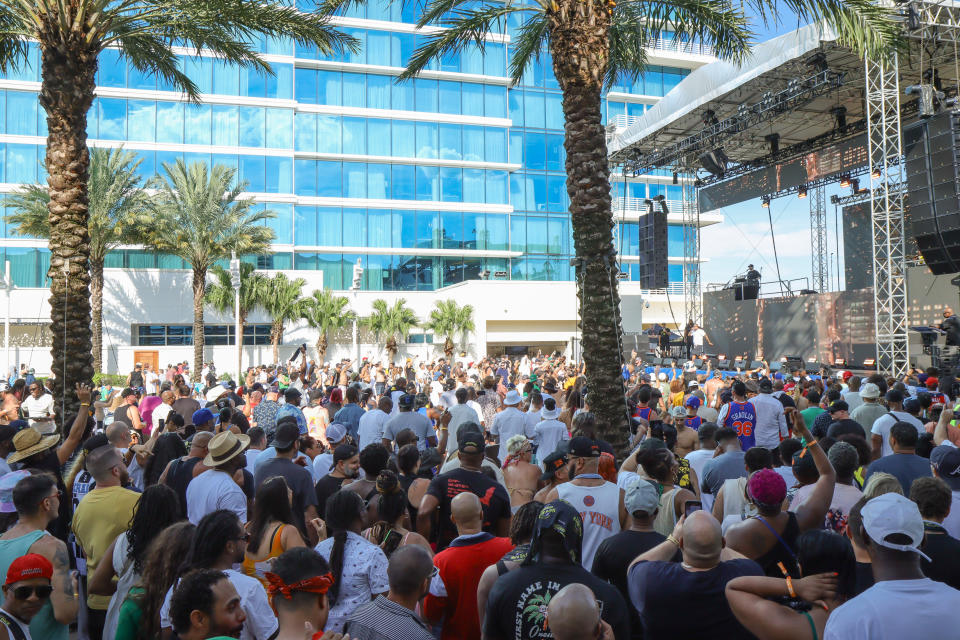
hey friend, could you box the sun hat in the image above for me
[205,384,229,403]
[0,470,30,513]
[540,397,561,420]
[5,553,52,586]
[504,389,523,405]
[624,476,660,516]
[861,493,931,561]
[7,428,59,465]
[860,383,880,399]
[202,431,250,467]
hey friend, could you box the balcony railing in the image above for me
[647,37,715,57]
[609,114,644,131]
[627,282,687,295]
[612,197,687,215]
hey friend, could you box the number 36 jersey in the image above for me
[719,401,757,450]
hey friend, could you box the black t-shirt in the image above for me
[628,559,762,640]
[484,561,630,640]
[826,418,867,440]
[255,458,318,533]
[592,530,679,639]
[854,561,874,595]
[314,474,348,520]
[173,398,202,424]
[425,467,510,550]
[921,523,960,590]
[941,315,960,346]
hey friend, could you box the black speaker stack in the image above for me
[638,207,668,289]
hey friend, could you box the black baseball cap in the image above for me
[886,389,904,403]
[758,378,773,392]
[828,400,849,414]
[272,421,300,450]
[333,444,358,464]
[457,427,484,454]
[567,436,600,458]
[398,394,416,408]
[540,451,569,483]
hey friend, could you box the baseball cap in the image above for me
[540,451,569,483]
[657,372,667,381]
[670,406,686,420]
[885,388,904,403]
[930,445,960,490]
[332,443,358,464]
[828,400,849,414]
[902,397,921,413]
[567,436,600,458]
[687,380,699,388]
[861,493,931,561]
[398,394,415,409]
[457,428,484,454]
[860,383,880,399]
[5,553,52,586]
[325,423,347,445]
[841,370,853,381]
[272,421,300,450]
[758,378,773,392]
[925,376,940,388]
[684,396,701,409]
[624,476,660,516]
[191,408,214,426]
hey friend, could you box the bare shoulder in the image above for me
[31,534,68,566]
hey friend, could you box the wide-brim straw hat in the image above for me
[7,428,59,464]
[203,431,250,467]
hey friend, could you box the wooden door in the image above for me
[134,350,159,371]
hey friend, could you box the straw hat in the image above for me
[7,428,59,465]
[203,431,250,467]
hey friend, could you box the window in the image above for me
[184,104,211,146]
[136,324,271,346]
[265,109,293,149]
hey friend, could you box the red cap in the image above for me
[5,554,52,586]
[926,377,939,388]
[783,382,796,392]
[842,371,853,381]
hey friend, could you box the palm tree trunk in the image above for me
[192,268,206,383]
[550,3,630,450]
[271,322,282,364]
[444,337,454,359]
[317,332,328,364]
[387,337,397,365]
[39,40,97,433]
[90,260,104,373]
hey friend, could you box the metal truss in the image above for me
[907,0,960,43]
[865,54,909,378]
[681,170,702,325]
[810,185,829,293]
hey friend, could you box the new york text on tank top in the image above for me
[724,401,757,449]
[565,475,616,532]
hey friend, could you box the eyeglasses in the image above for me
[234,532,250,543]
[46,490,61,501]
[11,585,52,600]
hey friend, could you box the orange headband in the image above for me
[265,572,335,602]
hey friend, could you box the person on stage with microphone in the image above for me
[937,307,960,347]
[745,264,761,282]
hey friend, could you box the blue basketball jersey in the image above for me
[723,401,757,450]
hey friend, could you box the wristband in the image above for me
[79,403,90,407]
[666,534,680,547]
[785,575,797,598]
[798,439,818,458]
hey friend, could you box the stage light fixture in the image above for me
[839,174,851,188]
[761,196,770,208]
[834,358,846,366]
[652,195,669,215]
[672,172,678,185]
[701,109,719,127]
[765,133,780,155]
[863,358,876,368]
[850,179,859,193]
[698,148,729,177]
[798,186,807,199]
[871,167,881,179]
[831,106,847,132]
[644,198,654,216]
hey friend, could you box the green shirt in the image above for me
[800,407,825,429]
[114,587,144,640]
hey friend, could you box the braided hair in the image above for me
[324,490,364,604]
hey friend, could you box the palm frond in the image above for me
[508,10,549,84]
[302,288,356,333]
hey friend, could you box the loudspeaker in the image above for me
[638,207,668,289]
[904,111,960,274]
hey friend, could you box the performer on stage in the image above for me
[690,323,713,356]
[938,307,960,346]
[657,325,671,357]
[683,320,694,360]
[745,264,761,282]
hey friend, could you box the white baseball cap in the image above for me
[658,372,667,381]
[861,493,931,561]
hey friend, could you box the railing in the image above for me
[647,37,715,57]
[612,197,687,215]
[626,282,687,295]
[609,114,645,131]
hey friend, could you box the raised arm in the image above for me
[789,409,836,532]
[934,408,954,446]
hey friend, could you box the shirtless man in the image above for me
[671,406,699,458]
[0,387,19,425]
[533,451,569,503]
[704,370,724,408]
[502,435,541,511]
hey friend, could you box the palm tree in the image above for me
[365,299,419,365]
[424,299,475,358]
[397,0,898,448]
[205,261,269,351]
[139,160,274,381]
[261,273,307,365]
[0,0,354,427]
[5,147,149,374]
[301,289,356,364]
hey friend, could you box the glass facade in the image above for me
[0,25,702,290]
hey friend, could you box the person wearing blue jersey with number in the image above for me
[717,380,757,451]
[683,396,703,431]
[632,387,659,423]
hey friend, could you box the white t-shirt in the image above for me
[357,408,390,451]
[144,371,160,395]
[870,411,926,457]
[160,569,277,640]
[313,452,334,480]
[185,469,247,525]
[22,393,55,430]
[491,407,534,462]
[691,328,707,346]
[533,419,570,467]
[824,578,960,640]
[152,402,173,432]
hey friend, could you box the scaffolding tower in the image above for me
[810,184,829,293]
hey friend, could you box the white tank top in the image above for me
[557,479,621,571]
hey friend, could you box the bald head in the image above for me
[386,545,434,596]
[681,511,723,568]
[547,584,601,640]
[105,422,130,447]
[161,390,175,404]
[190,431,214,454]
[451,492,482,533]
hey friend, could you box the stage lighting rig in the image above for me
[653,194,668,215]
[805,52,828,73]
[765,133,780,155]
[702,109,719,127]
[798,186,807,199]
[698,148,729,177]
[839,174,851,188]
[761,195,770,208]
[644,198,654,216]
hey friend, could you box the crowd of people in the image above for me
[0,345,955,639]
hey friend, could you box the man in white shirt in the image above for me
[358,396,391,451]
[824,493,960,640]
[524,392,544,435]
[152,390,175,432]
[185,431,250,525]
[491,390,534,463]
[683,424,718,512]
[751,378,789,450]
[533,397,569,468]
[21,382,55,435]
[690,323,712,355]
[444,388,482,456]
[144,364,160,396]
[871,389,925,458]
[842,374,863,412]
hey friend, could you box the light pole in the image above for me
[229,252,241,385]
[2,261,10,378]
[350,258,363,364]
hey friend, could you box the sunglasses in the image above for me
[46,490,62,501]
[12,585,52,600]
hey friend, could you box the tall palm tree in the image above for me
[140,160,274,381]
[0,0,354,427]
[365,299,419,365]
[397,0,898,448]
[261,273,307,365]
[205,261,269,351]
[301,288,356,364]
[5,147,149,374]
[424,299,475,358]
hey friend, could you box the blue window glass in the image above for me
[667,224,685,256]
[295,68,317,104]
[486,171,507,204]
[128,64,156,91]
[344,28,366,64]
[238,107,265,147]
[342,73,365,108]
[294,252,317,270]
[463,126,483,162]
[342,117,366,155]
[415,122,438,159]
[416,166,438,201]
[343,208,366,245]
[6,92,36,136]
[211,105,238,146]
[6,144,36,184]
[184,104,212,146]
[644,66,663,96]
[295,206,317,245]
[510,215,526,252]
[526,216,547,253]
[548,216,569,254]
[486,214,508,250]
[368,32,391,66]
[461,83,483,117]
[266,63,293,100]
[463,169,484,202]
[510,131,523,165]
[98,49,125,87]
[295,159,317,196]
[441,211,462,248]
[546,92,563,129]
[367,119,391,156]
[318,71,341,105]
[183,56,213,94]
[367,74,391,109]
[344,162,366,198]
[295,113,317,152]
[265,109,293,149]
[508,89,524,126]
[485,85,507,118]
[462,43,483,75]
[392,165,415,200]
[270,253,293,271]
[391,80,415,111]
[317,161,341,197]
[547,175,566,212]
[365,254,389,290]
[127,100,156,143]
[212,154,238,186]
[439,124,461,160]
[316,115,341,154]
[296,37,317,59]
[392,121,415,157]
[156,101,185,144]
[526,174,547,211]
[440,167,462,202]
[264,203,292,244]
[668,263,683,282]
[241,155,265,192]
[484,44,506,77]
[415,78,438,112]
[319,254,344,289]
[367,163,390,199]
[546,133,564,171]
[134,151,155,183]
[440,49,459,73]
[185,152,211,172]
[485,128,506,163]
[213,60,240,95]
[395,210,415,248]
[439,81,460,114]
[524,132,545,170]
[318,207,342,244]
[98,98,126,140]
[265,157,292,193]
[367,209,391,248]
[265,35,293,56]
[241,67,266,98]
[525,92,545,128]
[510,173,525,210]
[416,211,439,248]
